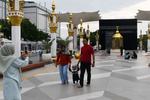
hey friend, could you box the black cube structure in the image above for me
[99,19,137,50]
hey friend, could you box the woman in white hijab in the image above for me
[0,44,29,100]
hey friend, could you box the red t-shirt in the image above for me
[80,44,94,64]
[56,53,71,65]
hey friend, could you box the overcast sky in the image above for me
[26,0,150,38]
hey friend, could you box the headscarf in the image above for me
[0,44,17,73]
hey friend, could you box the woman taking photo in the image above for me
[0,44,29,100]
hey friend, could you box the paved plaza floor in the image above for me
[0,51,150,100]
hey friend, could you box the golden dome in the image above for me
[113,26,123,39]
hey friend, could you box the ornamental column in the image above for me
[96,30,99,51]
[86,25,90,44]
[140,30,143,52]
[147,23,150,52]
[79,19,84,49]
[73,26,78,51]
[67,13,74,55]
[8,0,24,57]
[48,0,58,58]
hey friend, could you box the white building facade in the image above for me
[24,1,50,33]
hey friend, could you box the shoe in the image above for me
[61,82,65,85]
[61,81,65,85]
[86,83,90,86]
[65,81,69,84]
[77,85,83,88]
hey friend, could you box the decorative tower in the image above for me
[79,19,84,49]
[86,25,90,44]
[8,0,24,57]
[147,23,150,52]
[73,26,78,51]
[67,13,74,55]
[48,0,58,58]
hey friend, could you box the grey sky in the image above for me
[31,0,145,13]
[26,0,150,38]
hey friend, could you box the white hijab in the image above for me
[0,44,17,73]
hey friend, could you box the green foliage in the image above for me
[43,39,55,53]
[142,34,148,51]
[90,31,97,46]
[0,19,11,39]
[0,19,48,41]
[57,38,70,48]
[21,19,48,41]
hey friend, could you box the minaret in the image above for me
[48,0,58,58]
[67,13,74,55]
[8,0,24,57]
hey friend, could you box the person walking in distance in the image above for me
[77,37,95,88]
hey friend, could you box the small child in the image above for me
[69,65,80,84]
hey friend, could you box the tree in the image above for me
[90,31,97,46]
[0,19,11,39]
[21,19,48,41]
[0,19,48,41]
[57,38,70,49]
[43,39,55,53]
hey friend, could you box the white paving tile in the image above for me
[58,91,104,100]
[112,67,150,80]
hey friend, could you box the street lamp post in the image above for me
[8,0,24,57]
[48,0,58,58]
[67,13,74,55]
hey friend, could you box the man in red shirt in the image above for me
[77,37,95,88]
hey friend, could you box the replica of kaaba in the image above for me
[99,19,137,50]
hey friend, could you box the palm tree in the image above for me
[43,39,55,53]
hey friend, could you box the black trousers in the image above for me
[72,73,79,83]
[80,62,91,87]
